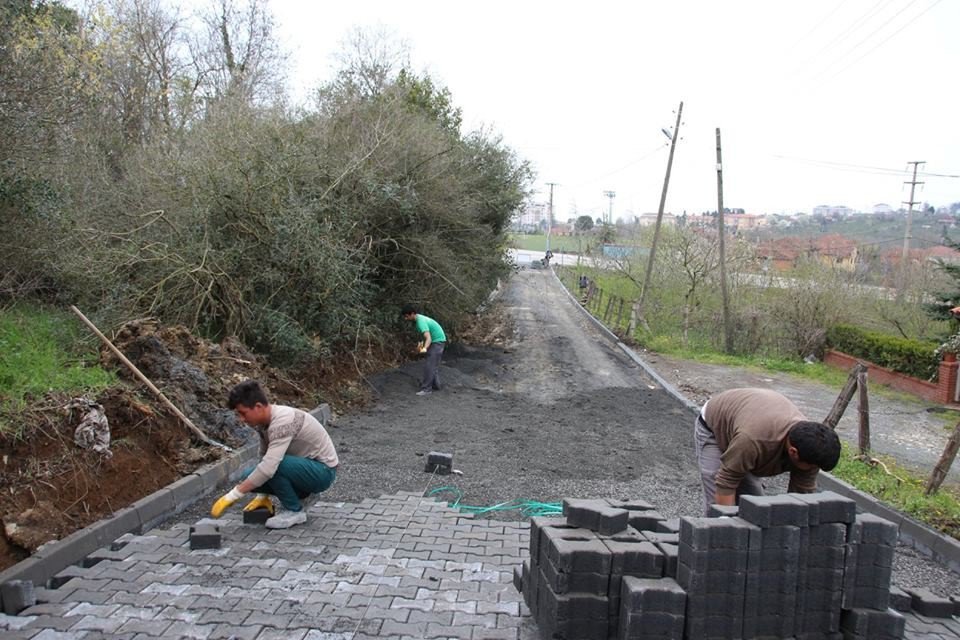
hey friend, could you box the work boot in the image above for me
[265,510,307,529]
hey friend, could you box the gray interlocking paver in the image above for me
[5,491,958,639]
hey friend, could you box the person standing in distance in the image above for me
[211,380,339,528]
[694,387,841,515]
[401,304,446,396]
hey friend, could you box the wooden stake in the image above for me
[857,368,870,455]
[927,422,960,495]
[70,305,231,451]
[823,362,866,429]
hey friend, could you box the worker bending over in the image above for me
[695,388,841,515]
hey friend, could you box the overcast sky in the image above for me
[268,1,959,218]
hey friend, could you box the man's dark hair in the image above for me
[400,303,418,316]
[788,421,841,471]
[228,380,269,409]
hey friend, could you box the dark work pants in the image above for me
[694,410,763,515]
[420,342,445,392]
[242,455,337,511]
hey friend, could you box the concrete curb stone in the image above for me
[0,442,258,614]
[555,265,960,575]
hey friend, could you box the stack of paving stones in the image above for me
[516,498,681,640]
[515,493,922,640]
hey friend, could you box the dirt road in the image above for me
[322,268,702,519]
[284,267,958,594]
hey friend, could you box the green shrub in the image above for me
[826,324,939,380]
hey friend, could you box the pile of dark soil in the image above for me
[0,318,315,571]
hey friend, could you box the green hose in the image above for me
[427,486,563,517]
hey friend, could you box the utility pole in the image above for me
[546,182,558,253]
[632,101,683,333]
[900,161,925,287]
[716,128,733,354]
[603,190,616,225]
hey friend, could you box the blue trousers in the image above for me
[242,455,337,511]
[420,342,445,391]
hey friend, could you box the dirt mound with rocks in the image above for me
[0,320,313,571]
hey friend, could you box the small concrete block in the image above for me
[537,585,608,621]
[679,543,749,574]
[48,565,87,589]
[655,542,678,578]
[679,516,757,550]
[888,586,912,612]
[542,527,610,574]
[426,451,453,466]
[528,515,569,559]
[795,491,856,525]
[839,607,905,639]
[561,498,604,531]
[602,539,664,578]
[539,562,609,596]
[1,580,36,615]
[706,504,740,518]
[738,494,809,528]
[595,506,630,535]
[951,593,960,616]
[760,524,802,550]
[424,451,453,474]
[847,585,891,611]
[656,518,680,534]
[907,587,955,618]
[606,498,655,512]
[189,524,221,550]
[808,522,848,547]
[643,531,679,545]
[677,564,747,595]
[243,507,272,525]
[620,576,686,613]
[848,513,898,546]
[627,510,666,532]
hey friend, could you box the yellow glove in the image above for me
[417,341,426,354]
[242,494,275,515]
[211,487,245,518]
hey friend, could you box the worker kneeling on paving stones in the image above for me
[211,380,339,529]
[695,388,841,515]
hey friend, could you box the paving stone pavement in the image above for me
[1,491,960,639]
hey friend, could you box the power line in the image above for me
[807,0,923,84]
[785,0,852,55]
[772,155,960,178]
[821,0,944,84]
[794,0,898,77]
[568,143,668,189]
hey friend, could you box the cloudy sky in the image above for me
[271,1,958,219]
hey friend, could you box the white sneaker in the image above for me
[265,510,307,529]
[416,389,432,396]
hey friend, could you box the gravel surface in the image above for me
[175,266,960,597]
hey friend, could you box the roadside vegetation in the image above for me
[0,305,114,435]
[2,1,531,369]
[833,445,960,539]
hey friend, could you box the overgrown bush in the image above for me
[826,324,939,380]
[1,4,531,364]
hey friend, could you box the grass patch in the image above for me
[509,234,589,253]
[832,444,960,538]
[0,304,114,434]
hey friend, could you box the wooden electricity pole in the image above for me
[898,161,924,294]
[633,101,683,332]
[716,128,733,354]
[546,182,558,254]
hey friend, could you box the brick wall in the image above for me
[824,349,958,405]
